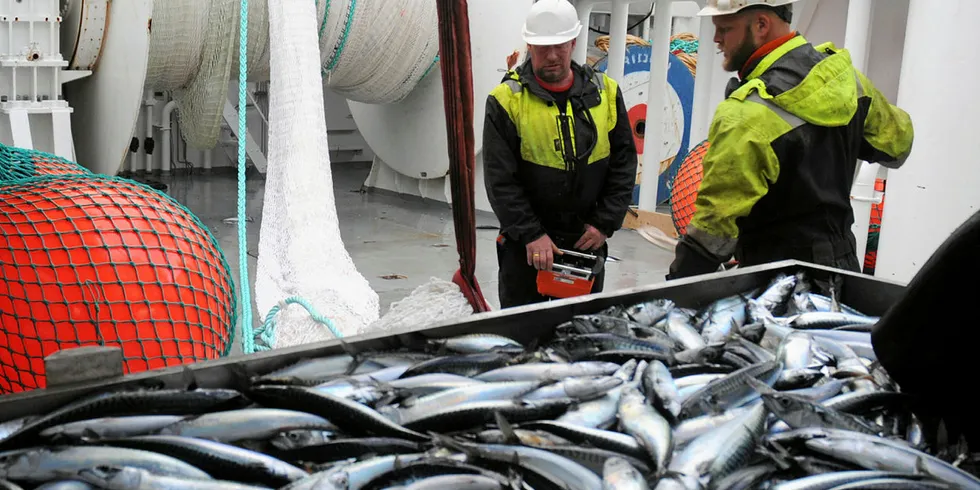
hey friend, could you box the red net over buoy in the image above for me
[670,139,710,236]
[0,150,236,394]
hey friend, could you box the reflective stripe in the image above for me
[745,93,806,130]
[490,72,619,171]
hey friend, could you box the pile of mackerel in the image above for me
[0,271,977,490]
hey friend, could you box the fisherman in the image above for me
[666,0,915,280]
[483,0,639,308]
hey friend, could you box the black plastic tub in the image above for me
[0,259,907,422]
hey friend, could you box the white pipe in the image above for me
[160,100,178,173]
[606,0,631,83]
[642,16,651,39]
[844,0,876,269]
[637,0,673,211]
[145,104,154,173]
[573,0,596,65]
[688,12,716,144]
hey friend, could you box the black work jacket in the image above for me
[483,60,638,245]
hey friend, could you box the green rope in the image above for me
[237,0,254,354]
[421,55,440,80]
[669,38,699,55]
[319,0,331,39]
[252,297,344,352]
[324,0,357,73]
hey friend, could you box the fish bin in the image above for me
[0,260,975,489]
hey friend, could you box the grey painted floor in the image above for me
[162,162,676,355]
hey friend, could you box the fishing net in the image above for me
[0,154,236,394]
[251,0,380,352]
[0,145,91,182]
[670,139,709,235]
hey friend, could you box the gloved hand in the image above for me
[526,235,562,271]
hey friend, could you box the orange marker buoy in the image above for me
[0,175,236,393]
[670,139,710,236]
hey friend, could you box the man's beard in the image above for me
[535,66,570,84]
[724,27,760,73]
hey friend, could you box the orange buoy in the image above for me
[670,139,710,236]
[0,175,236,393]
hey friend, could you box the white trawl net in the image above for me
[229,0,272,82]
[363,278,476,336]
[258,0,380,349]
[145,0,207,91]
[168,0,236,150]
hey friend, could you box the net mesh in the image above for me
[164,0,237,150]
[0,149,236,394]
[0,145,92,182]
[146,0,208,91]
[254,0,380,351]
[670,139,709,235]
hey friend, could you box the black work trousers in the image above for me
[496,232,607,309]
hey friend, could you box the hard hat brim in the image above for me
[698,0,801,16]
[697,5,731,16]
[524,33,580,46]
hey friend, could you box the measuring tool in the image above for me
[537,249,605,299]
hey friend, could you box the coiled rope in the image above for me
[593,33,700,78]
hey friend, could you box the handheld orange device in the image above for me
[536,249,603,299]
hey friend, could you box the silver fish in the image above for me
[0,446,212,482]
[474,362,621,382]
[557,360,643,429]
[642,361,682,421]
[662,310,706,351]
[626,299,675,326]
[755,273,798,314]
[770,470,931,490]
[429,333,524,354]
[282,453,427,490]
[402,474,505,490]
[602,457,650,490]
[668,401,767,482]
[74,465,267,490]
[39,415,186,442]
[522,376,623,401]
[617,386,673,473]
[158,408,335,443]
[392,381,541,425]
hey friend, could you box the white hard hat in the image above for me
[522,0,582,46]
[698,0,801,17]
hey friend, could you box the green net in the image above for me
[0,145,237,394]
[669,38,699,55]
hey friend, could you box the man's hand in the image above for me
[526,235,562,271]
[575,224,607,251]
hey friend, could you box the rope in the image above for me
[237,0,254,354]
[593,32,700,79]
[253,297,344,352]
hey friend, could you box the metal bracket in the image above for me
[44,346,124,388]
